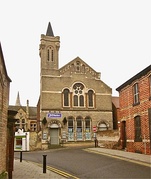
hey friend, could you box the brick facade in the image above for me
[116,65,151,155]
[0,43,11,177]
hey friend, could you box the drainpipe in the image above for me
[144,135,146,155]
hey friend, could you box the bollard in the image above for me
[94,138,98,148]
[94,138,97,147]
[43,155,47,173]
[20,151,22,162]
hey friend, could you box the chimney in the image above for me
[26,100,29,117]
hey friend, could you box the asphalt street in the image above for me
[14,147,151,179]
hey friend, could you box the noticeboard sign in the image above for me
[47,113,62,118]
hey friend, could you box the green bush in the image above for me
[0,171,8,179]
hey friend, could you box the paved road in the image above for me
[14,147,151,179]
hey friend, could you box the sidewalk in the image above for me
[87,147,151,165]
[12,147,151,179]
[12,159,66,179]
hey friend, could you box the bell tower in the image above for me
[39,22,60,75]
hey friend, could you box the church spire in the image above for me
[15,91,21,106]
[46,22,54,36]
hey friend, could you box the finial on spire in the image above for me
[15,91,21,106]
[46,22,54,36]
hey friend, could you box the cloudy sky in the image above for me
[0,0,151,106]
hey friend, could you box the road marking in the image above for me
[83,149,151,168]
[29,161,79,179]
[47,166,79,179]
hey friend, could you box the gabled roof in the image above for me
[0,42,11,82]
[116,65,151,92]
[8,105,37,116]
[112,96,119,108]
[59,56,99,74]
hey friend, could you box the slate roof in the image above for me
[8,105,37,117]
[46,22,54,36]
[112,96,119,108]
[116,65,151,91]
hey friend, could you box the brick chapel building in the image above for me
[38,22,114,149]
[116,65,151,155]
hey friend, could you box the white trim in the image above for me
[50,123,59,128]
[127,140,134,142]
[41,75,61,78]
[143,139,150,142]
[42,91,61,93]
[95,93,111,95]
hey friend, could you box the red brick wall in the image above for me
[119,73,151,154]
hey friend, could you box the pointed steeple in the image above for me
[15,91,21,106]
[46,22,54,36]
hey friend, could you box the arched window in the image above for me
[74,95,78,106]
[47,49,49,61]
[134,116,142,142]
[16,119,20,123]
[22,119,26,131]
[80,95,84,106]
[15,119,20,131]
[63,89,70,107]
[85,117,91,140]
[88,90,94,107]
[47,47,54,61]
[76,61,80,72]
[73,83,84,107]
[68,117,74,141]
[133,83,139,105]
[76,116,83,140]
[22,119,25,124]
[98,122,108,131]
[71,64,74,72]
[81,65,85,73]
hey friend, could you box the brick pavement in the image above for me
[12,159,66,179]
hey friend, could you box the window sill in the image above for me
[133,102,140,107]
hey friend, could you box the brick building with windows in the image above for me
[8,93,40,151]
[38,22,113,149]
[9,92,37,133]
[116,65,151,155]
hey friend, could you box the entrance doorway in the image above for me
[121,121,126,149]
[50,127,59,145]
[50,128,59,145]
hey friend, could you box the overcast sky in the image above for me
[0,0,151,106]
